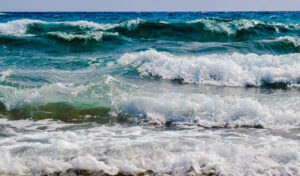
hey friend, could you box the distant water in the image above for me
[0,12,300,175]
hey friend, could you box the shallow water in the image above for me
[0,12,299,175]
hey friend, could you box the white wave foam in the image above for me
[0,119,300,175]
[112,91,300,129]
[47,31,118,41]
[0,19,44,36]
[0,69,12,81]
[277,36,300,47]
[0,18,297,38]
[118,18,144,31]
[0,19,106,36]
[0,83,88,110]
[118,49,300,86]
[187,19,289,35]
[57,18,143,31]
[0,19,143,37]
[64,19,143,31]
[0,75,129,111]
[0,74,299,129]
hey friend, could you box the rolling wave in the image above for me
[0,75,299,129]
[252,36,300,54]
[119,49,300,87]
[108,18,299,42]
[276,36,300,47]
[0,19,299,54]
[1,12,300,176]
[0,18,299,41]
[46,31,119,41]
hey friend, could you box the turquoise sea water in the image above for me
[0,12,300,175]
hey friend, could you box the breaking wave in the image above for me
[1,12,300,176]
[108,18,299,42]
[0,18,299,41]
[119,49,300,87]
[46,31,119,41]
[0,19,299,54]
[0,75,298,129]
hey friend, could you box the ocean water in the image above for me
[0,12,300,175]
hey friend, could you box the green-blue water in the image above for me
[0,12,300,176]
[0,12,299,122]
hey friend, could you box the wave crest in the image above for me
[1,18,299,42]
[0,75,299,128]
[118,49,300,87]
[46,31,119,41]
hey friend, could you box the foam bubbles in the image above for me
[1,119,300,175]
[0,19,44,36]
[118,49,300,87]
[187,18,291,35]
[112,91,300,129]
[0,74,299,129]
[47,31,118,41]
[0,19,143,37]
[277,36,300,47]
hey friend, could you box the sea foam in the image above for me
[47,31,119,41]
[119,49,300,87]
[277,36,300,47]
[112,90,300,129]
[0,19,142,36]
[0,119,300,175]
[0,19,43,36]
[0,75,299,128]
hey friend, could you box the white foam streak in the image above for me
[0,83,88,110]
[0,19,143,37]
[1,120,300,175]
[119,49,300,86]
[187,19,290,35]
[47,31,118,41]
[0,69,12,81]
[277,36,300,47]
[0,74,299,129]
[0,19,43,36]
[112,92,300,129]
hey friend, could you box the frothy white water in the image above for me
[0,75,299,175]
[112,90,300,129]
[277,36,300,47]
[0,83,89,110]
[0,69,13,81]
[0,75,122,111]
[47,31,119,41]
[118,49,300,86]
[188,19,258,35]
[0,19,43,36]
[187,18,293,35]
[0,119,300,175]
[0,19,143,37]
[0,75,299,129]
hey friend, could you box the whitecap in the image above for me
[277,36,300,47]
[0,119,300,175]
[47,31,118,41]
[118,49,300,87]
[187,18,290,35]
